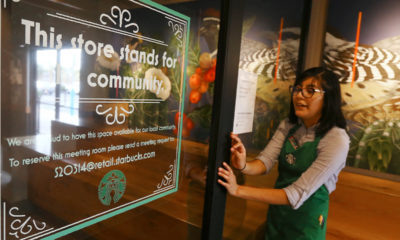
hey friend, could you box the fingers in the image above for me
[218,167,230,179]
[218,162,232,174]
[232,151,243,159]
[217,179,228,188]
[230,144,243,153]
[231,148,245,166]
[230,132,238,138]
[218,162,234,181]
[217,177,229,190]
[222,162,233,173]
[217,167,231,188]
[217,162,238,195]
[230,133,241,144]
[230,134,246,154]
[231,142,244,150]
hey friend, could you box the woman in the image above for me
[218,67,350,239]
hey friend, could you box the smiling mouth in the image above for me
[296,103,307,108]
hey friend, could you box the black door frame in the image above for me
[201,0,245,239]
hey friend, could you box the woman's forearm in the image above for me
[241,159,267,175]
[234,185,290,205]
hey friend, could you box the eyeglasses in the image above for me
[289,86,325,98]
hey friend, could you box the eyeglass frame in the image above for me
[289,85,325,98]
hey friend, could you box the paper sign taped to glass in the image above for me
[233,69,259,134]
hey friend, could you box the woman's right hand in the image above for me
[230,132,247,170]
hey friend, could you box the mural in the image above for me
[238,0,306,149]
[324,0,400,175]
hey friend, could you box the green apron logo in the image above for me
[98,170,126,206]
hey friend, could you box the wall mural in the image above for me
[323,0,400,176]
[238,0,305,149]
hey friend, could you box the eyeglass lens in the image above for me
[291,86,315,98]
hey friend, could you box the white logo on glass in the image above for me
[100,6,139,33]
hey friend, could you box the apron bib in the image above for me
[266,125,329,240]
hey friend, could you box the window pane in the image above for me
[1,1,216,239]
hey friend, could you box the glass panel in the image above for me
[0,0,222,239]
[173,1,220,239]
[223,0,307,238]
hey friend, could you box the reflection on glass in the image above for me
[35,49,81,134]
[36,49,57,134]
[59,49,80,125]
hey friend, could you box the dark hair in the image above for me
[289,67,347,137]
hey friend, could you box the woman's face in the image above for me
[292,77,324,127]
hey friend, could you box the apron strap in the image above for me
[285,123,323,150]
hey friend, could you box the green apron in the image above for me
[266,125,329,240]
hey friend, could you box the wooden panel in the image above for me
[326,171,400,240]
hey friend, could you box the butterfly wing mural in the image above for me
[323,32,400,174]
[238,28,300,147]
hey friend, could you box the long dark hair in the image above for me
[289,67,347,136]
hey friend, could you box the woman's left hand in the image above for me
[218,162,239,196]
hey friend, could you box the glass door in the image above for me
[221,0,311,238]
[0,0,210,239]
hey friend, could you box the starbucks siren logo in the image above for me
[98,170,126,206]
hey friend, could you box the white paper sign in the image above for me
[233,69,258,134]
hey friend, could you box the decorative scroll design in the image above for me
[168,20,183,47]
[96,104,134,125]
[156,165,174,189]
[100,6,139,33]
[8,206,48,239]
[2,0,20,9]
